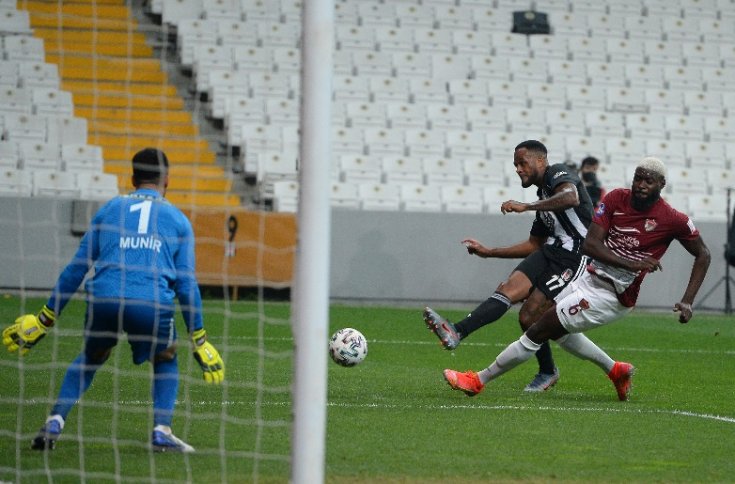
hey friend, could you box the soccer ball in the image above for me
[328,328,368,367]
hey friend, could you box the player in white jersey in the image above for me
[443,157,711,401]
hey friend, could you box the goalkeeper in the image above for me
[3,148,224,453]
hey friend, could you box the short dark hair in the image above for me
[581,156,600,168]
[514,139,548,156]
[132,148,169,185]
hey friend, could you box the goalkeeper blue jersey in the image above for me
[46,188,203,332]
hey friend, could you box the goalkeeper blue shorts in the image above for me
[83,299,177,365]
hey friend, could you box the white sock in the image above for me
[478,334,541,384]
[154,424,172,434]
[47,415,65,430]
[556,333,615,373]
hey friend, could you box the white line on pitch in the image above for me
[325,401,735,425]
[10,398,734,425]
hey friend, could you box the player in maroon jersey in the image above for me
[442,157,712,401]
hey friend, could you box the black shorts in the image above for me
[514,245,587,300]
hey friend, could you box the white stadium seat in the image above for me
[644,88,685,115]
[346,101,387,128]
[375,26,415,53]
[463,158,506,187]
[606,38,645,64]
[368,76,410,103]
[466,105,508,132]
[685,141,726,169]
[405,129,446,158]
[625,112,667,139]
[330,182,360,209]
[545,109,586,136]
[445,129,487,158]
[76,172,120,201]
[586,111,626,138]
[664,167,709,195]
[271,180,299,213]
[441,184,484,213]
[358,182,401,211]
[687,194,727,222]
[452,29,493,55]
[529,34,569,60]
[400,183,442,212]
[605,137,647,166]
[664,113,706,141]
[684,90,723,117]
[469,54,511,82]
[31,170,79,199]
[645,139,687,167]
[625,63,665,89]
[392,51,431,78]
[386,102,427,130]
[336,25,376,52]
[61,144,104,172]
[339,155,383,184]
[570,37,607,62]
[414,27,453,54]
[433,4,474,30]
[527,82,567,110]
[382,156,424,185]
[426,103,467,131]
[447,78,490,106]
[509,57,549,84]
[364,127,406,157]
[566,84,606,111]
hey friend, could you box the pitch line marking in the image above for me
[48,330,735,356]
[8,398,734,425]
[326,401,735,424]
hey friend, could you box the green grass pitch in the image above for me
[1,295,734,483]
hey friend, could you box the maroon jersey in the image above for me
[589,188,699,307]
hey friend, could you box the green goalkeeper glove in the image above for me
[3,305,56,355]
[191,329,224,384]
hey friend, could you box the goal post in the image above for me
[290,0,334,482]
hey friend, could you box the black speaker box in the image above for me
[512,10,550,35]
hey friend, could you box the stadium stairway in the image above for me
[23,0,240,208]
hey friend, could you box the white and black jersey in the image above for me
[529,163,593,254]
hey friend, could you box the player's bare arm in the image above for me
[461,235,545,259]
[673,236,711,324]
[500,182,579,214]
[583,223,663,273]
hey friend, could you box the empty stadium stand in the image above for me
[14,0,239,207]
[41,0,732,220]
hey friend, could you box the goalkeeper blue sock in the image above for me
[153,356,179,427]
[51,353,101,419]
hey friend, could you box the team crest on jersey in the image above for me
[595,203,605,217]
[560,269,573,282]
[644,219,657,232]
[579,298,590,310]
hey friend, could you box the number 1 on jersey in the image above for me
[130,200,152,234]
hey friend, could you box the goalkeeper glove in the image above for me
[3,305,56,356]
[191,329,224,384]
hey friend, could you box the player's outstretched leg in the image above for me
[423,307,460,350]
[151,425,195,453]
[608,361,635,401]
[523,366,560,393]
[443,369,484,396]
[31,415,64,451]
